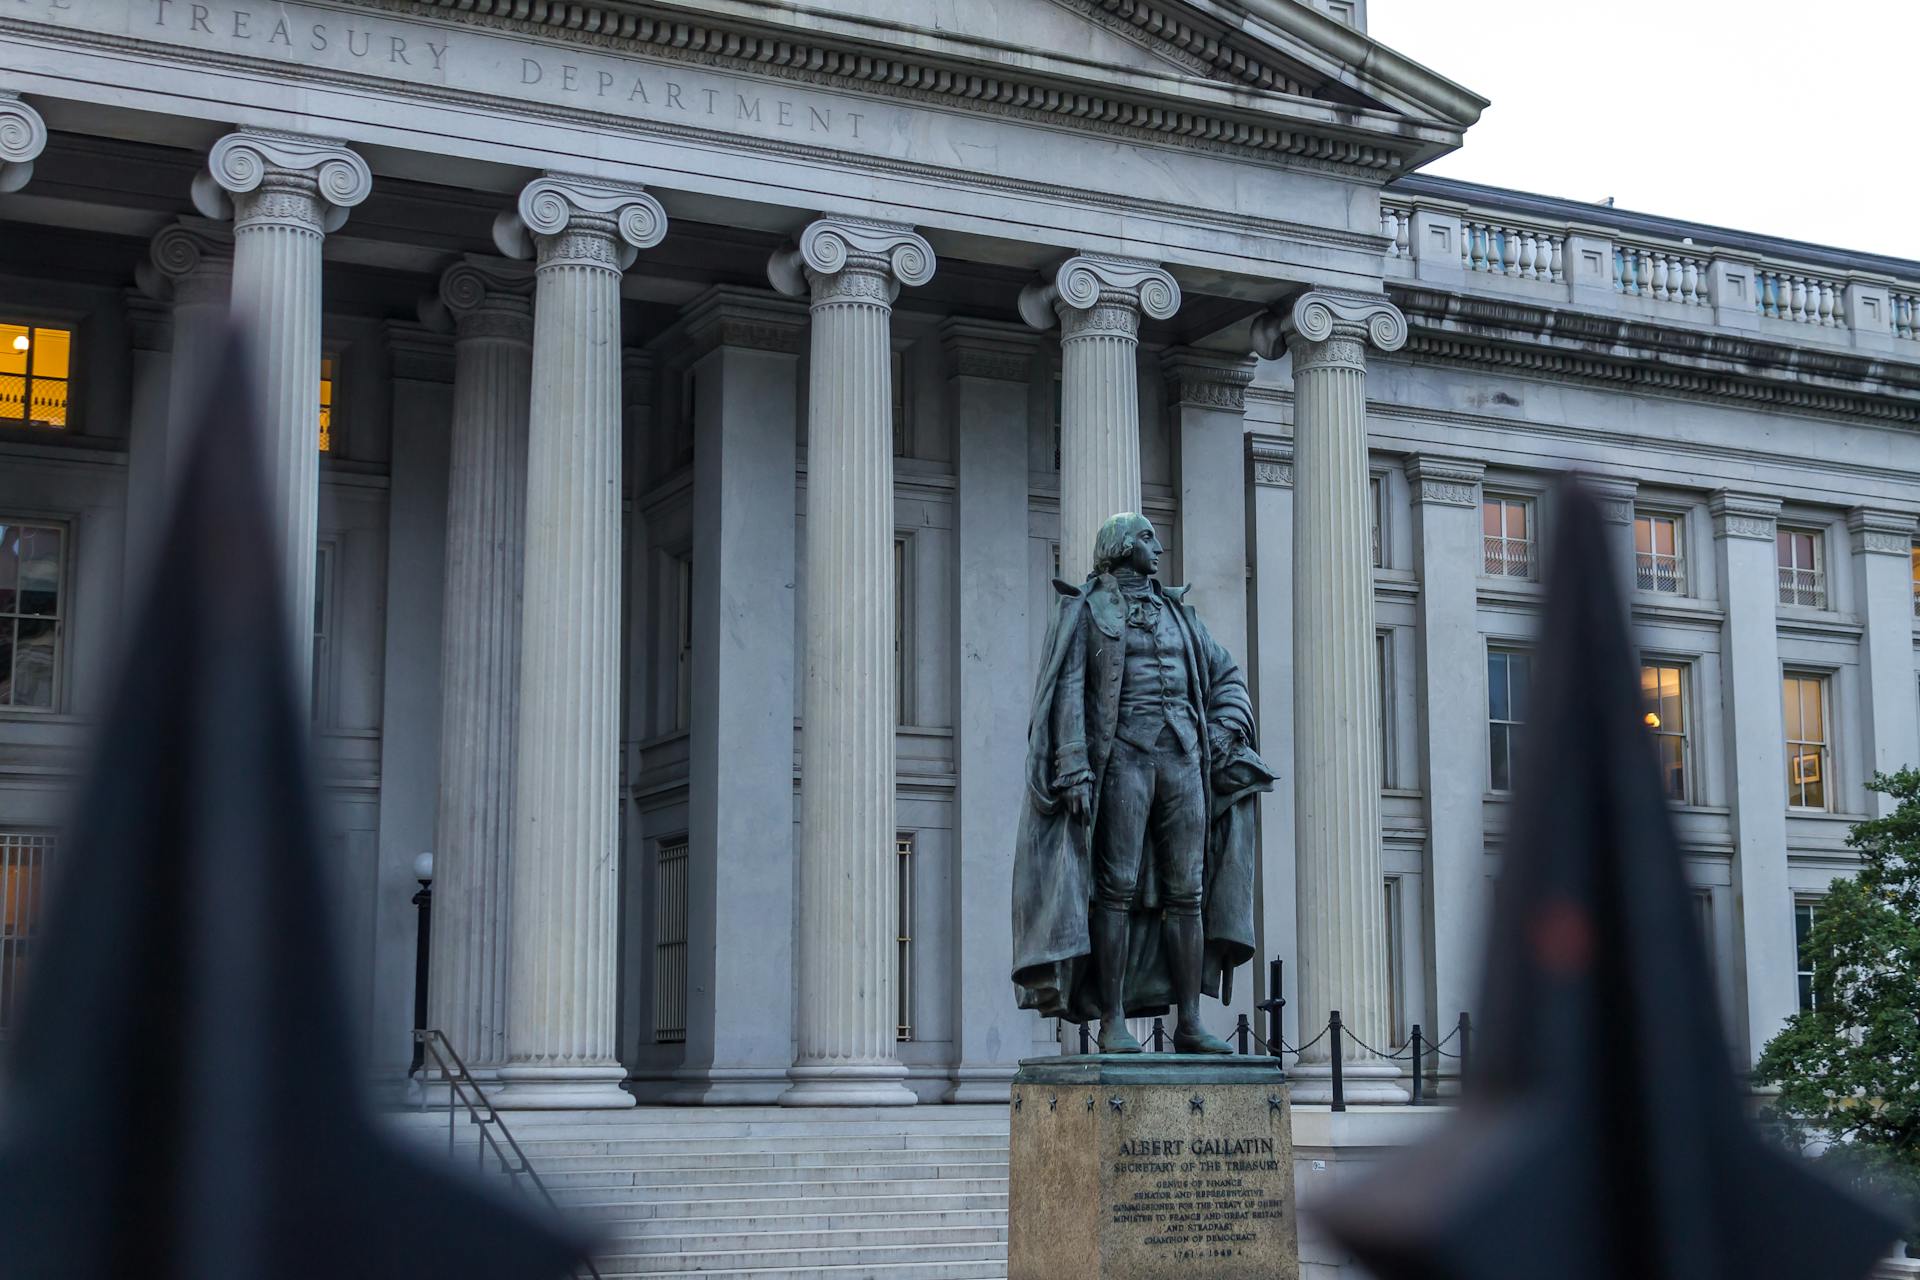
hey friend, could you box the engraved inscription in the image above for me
[1108,1132,1287,1261]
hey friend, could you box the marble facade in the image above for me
[0,0,1914,1119]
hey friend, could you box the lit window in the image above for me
[1794,899,1818,1011]
[1782,673,1830,811]
[1640,660,1690,802]
[897,834,914,1042]
[653,836,689,1043]
[318,354,336,453]
[0,522,63,710]
[0,323,71,428]
[1776,527,1825,608]
[1635,512,1686,594]
[0,831,53,1041]
[1487,648,1531,793]
[1482,494,1534,579]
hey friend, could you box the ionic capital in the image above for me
[1018,253,1179,339]
[429,254,536,343]
[1405,455,1484,508]
[1252,290,1407,372]
[1709,490,1781,542]
[493,174,668,273]
[1847,506,1918,556]
[138,218,234,304]
[0,92,48,194]
[191,130,372,234]
[1161,348,1255,412]
[767,217,935,307]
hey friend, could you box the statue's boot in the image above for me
[1093,907,1142,1054]
[1167,914,1232,1055]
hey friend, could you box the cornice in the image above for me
[1392,286,1920,429]
[1248,436,1292,488]
[1847,507,1918,556]
[375,0,1421,174]
[1161,348,1255,411]
[1709,491,1781,542]
[1405,454,1483,507]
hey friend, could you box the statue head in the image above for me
[1091,512,1161,577]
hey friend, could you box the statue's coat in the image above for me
[1011,574,1275,1022]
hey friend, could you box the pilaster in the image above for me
[0,92,47,193]
[1847,507,1920,810]
[770,217,935,1107]
[192,130,371,704]
[1163,349,1256,660]
[1710,490,1793,1065]
[942,317,1043,1102]
[1253,290,1408,1103]
[1019,254,1180,580]
[1247,435,1298,1052]
[493,174,666,1109]
[1584,476,1639,597]
[1405,455,1487,1078]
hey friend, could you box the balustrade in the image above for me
[1755,267,1845,328]
[1892,290,1920,341]
[1613,243,1711,307]
[1461,217,1563,283]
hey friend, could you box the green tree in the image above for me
[1755,769,1920,1253]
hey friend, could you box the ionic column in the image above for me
[1252,291,1408,1103]
[1020,254,1179,579]
[0,92,46,193]
[492,175,666,1108]
[769,218,935,1107]
[424,255,536,1078]
[192,131,371,696]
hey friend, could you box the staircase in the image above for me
[387,1105,1011,1279]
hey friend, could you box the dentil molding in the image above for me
[0,92,48,194]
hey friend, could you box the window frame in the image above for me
[1382,875,1405,1046]
[896,833,915,1042]
[1775,525,1827,610]
[1781,670,1833,812]
[1375,629,1394,789]
[1485,644,1532,794]
[0,515,71,715]
[1793,897,1819,1011]
[1481,491,1537,581]
[1633,509,1688,596]
[0,315,78,433]
[1639,657,1693,804]
[317,350,339,454]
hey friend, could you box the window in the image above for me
[894,537,912,726]
[1370,476,1384,568]
[1487,648,1531,793]
[1794,898,1818,1011]
[0,831,52,1041]
[674,556,693,732]
[1776,528,1825,608]
[0,521,63,710]
[1383,876,1404,1046]
[318,353,336,453]
[1482,494,1534,579]
[652,836,689,1043]
[1782,674,1830,811]
[1635,512,1686,595]
[1375,631,1392,788]
[0,323,70,428]
[1640,660,1691,802]
[897,834,914,1042]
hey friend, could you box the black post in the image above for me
[1235,1014,1251,1055]
[1078,1021,1091,1055]
[1458,1011,1473,1091]
[1328,1010,1345,1113]
[1257,957,1286,1059]
[1409,1023,1424,1106]
[1152,1018,1166,1052]
[409,870,433,1076]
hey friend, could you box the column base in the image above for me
[944,1064,1017,1104]
[491,1063,635,1110]
[659,1065,793,1106]
[780,1063,917,1107]
[1287,1061,1408,1104]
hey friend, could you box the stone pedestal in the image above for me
[1009,1055,1297,1280]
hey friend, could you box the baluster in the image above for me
[1461,220,1474,271]
[1635,248,1651,297]
[1897,296,1913,340]
[1495,227,1513,275]
[1516,230,1535,279]
[1549,237,1565,284]
[1651,252,1670,302]
[1396,213,1411,259]
[1612,246,1627,293]
[1380,207,1397,256]
[1762,272,1779,318]
[1790,275,1808,323]
[1474,223,1491,273]
[1821,281,1839,327]
[1680,258,1698,305]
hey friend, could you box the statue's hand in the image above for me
[1064,780,1093,821]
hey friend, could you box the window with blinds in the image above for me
[653,836,689,1044]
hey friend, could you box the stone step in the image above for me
[550,1175,1010,1203]
[519,1144,1008,1169]
[596,1209,1007,1240]
[596,1255,1007,1280]
[596,1241,1006,1274]
[535,1160,1006,1188]
[563,1191,1009,1222]
[439,1133,1010,1160]
[615,1224,1006,1255]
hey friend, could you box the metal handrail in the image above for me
[412,1029,604,1280]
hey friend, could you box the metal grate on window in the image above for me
[896,834,913,1042]
[1776,529,1826,609]
[0,831,53,1041]
[653,836,689,1044]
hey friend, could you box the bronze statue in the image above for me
[1012,513,1275,1054]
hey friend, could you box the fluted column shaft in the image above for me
[1257,292,1408,1103]
[770,219,934,1106]
[1020,255,1180,578]
[426,257,535,1076]
[193,132,370,701]
[493,176,665,1109]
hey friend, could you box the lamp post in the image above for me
[409,851,432,1077]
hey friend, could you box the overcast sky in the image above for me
[1369,0,1920,262]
